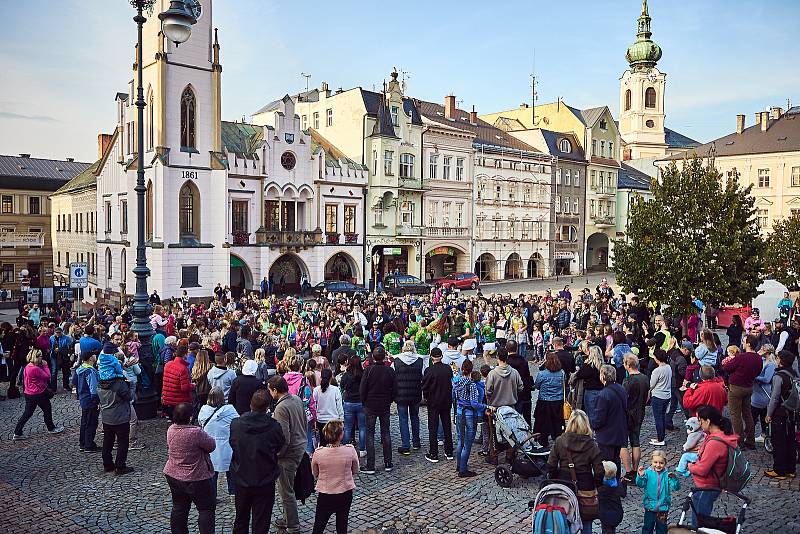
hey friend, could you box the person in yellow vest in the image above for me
[643,315,672,374]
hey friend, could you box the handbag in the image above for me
[564,448,599,521]
[562,374,572,421]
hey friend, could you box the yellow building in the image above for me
[657,107,800,233]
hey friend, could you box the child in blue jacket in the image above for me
[636,450,680,534]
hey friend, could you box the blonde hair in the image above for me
[26,348,43,365]
[651,449,667,463]
[602,460,617,479]
[191,350,213,381]
[254,348,266,364]
[322,420,344,444]
[283,347,297,363]
[586,345,604,370]
[565,409,592,436]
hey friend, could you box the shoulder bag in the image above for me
[564,447,599,521]
[562,372,572,421]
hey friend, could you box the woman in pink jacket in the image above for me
[311,420,359,534]
[13,349,64,440]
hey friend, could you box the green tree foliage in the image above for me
[764,213,800,288]
[613,158,764,318]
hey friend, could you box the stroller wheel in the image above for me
[765,436,773,453]
[495,466,513,488]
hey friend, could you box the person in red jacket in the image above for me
[162,345,194,419]
[687,405,738,529]
[681,366,727,416]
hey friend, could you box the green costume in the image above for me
[414,328,432,356]
[382,331,402,356]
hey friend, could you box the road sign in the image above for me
[69,262,89,289]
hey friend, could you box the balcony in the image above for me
[344,232,359,244]
[591,185,616,198]
[399,176,424,190]
[591,215,615,228]
[425,227,468,238]
[259,230,322,248]
[232,231,250,245]
[396,225,423,237]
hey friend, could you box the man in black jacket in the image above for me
[421,347,454,463]
[229,389,286,534]
[394,339,424,455]
[505,340,533,426]
[359,345,396,473]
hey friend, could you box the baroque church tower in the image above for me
[618,0,667,160]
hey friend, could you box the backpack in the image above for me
[532,504,570,534]
[299,377,316,422]
[777,370,800,413]
[709,437,752,494]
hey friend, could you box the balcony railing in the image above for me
[232,231,250,245]
[344,232,358,244]
[591,185,616,196]
[591,215,615,227]
[326,232,340,245]
[399,176,424,189]
[260,230,322,247]
[425,227,468,237]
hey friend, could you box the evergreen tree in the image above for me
[613,158,764,319]
[764,213,800,288]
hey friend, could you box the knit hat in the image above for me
[188,342,200,351]
[685,416,701,433]
[102,342,117,354]
[680,341,694,350]
[242,360,258,376]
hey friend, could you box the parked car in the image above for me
[433,272,479,290]
[310,280,367,299]
[382,274,432,296]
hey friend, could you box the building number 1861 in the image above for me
[182,170,198,180]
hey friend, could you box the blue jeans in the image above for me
[306,420,315,454]
[666,386,682,426]
[583,389,601,427]
[691,489,720,528]
[454,409,477,473]
[396,403,421,449]
[582,519,593,533]
[343,402,366,451]
[642,510,668,534]
[212,470,236,496]
[677,452,698,476]
[651,396,670,442]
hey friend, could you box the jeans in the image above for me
[583,389,601,427]
[751,405,769,438]
[233,483,275,534]
[165,475,216,534]
[728,384,755,446]
[427,405,453,458]
[676,452,698,476]
[651,396,670,442]
[128,382,139,442]
[642,510,667,534]
[454,410,477,473]
[306,421,316,453]
[343,401,366,451]
[396,403,421,449]
[14,393,55,436]
[691,489,720,528]
[102,422,130,471]
[212,471,236,496]
[312,490,353,534]
[49,354,71,391]
[365,409,392,469]
[79,406,99,449]
[276,453,303,533]
[582,519,594,533]
[666,386,682,427]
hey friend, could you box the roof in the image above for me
[53,160,101,195]
[578,106,607,127]
[619,162,652,190]
[536,129,586,162]
[662,107,800,161]
[221,121,265,158]
[309,128,368,170]
[0,155,91,191]
[416,100,546,155]
[664,127,700,148]
[370,92,398,138]
[493,117,527,132]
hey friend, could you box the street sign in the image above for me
[69,262,89,289]
[56,286,75,301]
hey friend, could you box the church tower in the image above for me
[619,0,667,160]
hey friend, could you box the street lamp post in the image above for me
[129,0,196,418]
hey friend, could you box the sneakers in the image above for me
[82,447,100,453]
[425,453,440,463]
[529,445,550,456]
[755,435,766,443]
[49,426,64,434]
[384,464,393,472]
[115,467,134,476]
[411,445,421,451]
[621,473,636,485]
[12,434,26,441]
[458,470,478,478]
[649,439,666,446]
[477,450,489,457]
[765,470,786,480]
[444,453,454,460]
[437,439,444,446]
[397,447,411,456]
[358,450,367,458]
[360,467,376,474]
[128,441,146,451]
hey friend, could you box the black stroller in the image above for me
[491,406,550,487]
[668,488,750,533]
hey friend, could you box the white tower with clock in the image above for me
[618,0,668,160]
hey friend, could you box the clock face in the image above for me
[647,71,657,83]
[187,0,202,21]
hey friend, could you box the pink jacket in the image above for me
[311,444,359,494]
[24,363,51,396]
[163,424,216,482]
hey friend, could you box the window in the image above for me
[391,106,399,126]
[441,201,451,227]
[609,142,614,159]
[281,151,296,170]
[28,196,40,215]
[600,140,606,157]
[564,196,570,214]
[494,183,501,200]
[104,201,111,232]
[624,89,631,111]
[121,200,128,234]
[574,170,580,187]
[758,168,770,187]
[313,112,319,129]
[456,158,464,181]
[492,218,501,239]
[265,200,280,231]
[429,154,438,179]
[57,251,61,267]
[106,248,112,280]
[599,119,607,130]
[478,181,486,200]
[792,166,800,187]
[180,184,200,237]
[590,199,596,217]
[57,214,61,232]
[383,150,394,175]
[645,87,656,108]
[559,138,571,152]
[521,220,530,239]
[90,211,94,233]
[523,186,531,203]
[399,153,414,178]
[590,170,596,188]
[554,196,561,213]
[1,264,13,283]
[180,86,196,149]
[557,168,562,184]
[573,199,579,213]
[442,156,451,179]
[325,204,338,233]
[400,201,413,226]
[508,184,515,202]
[181,265,200,288]
[565,169,571,186]
[592,140,597,156]
[1,195,12,214]
[231,200,248,234]
[507,218,515,239]
[67,214,71,232]
[344,205,356,234]
[326,108,333,127]
[79,213,83,232]
[374,206,383,226]
[757,209,769,229]
[301,115,308,130]
[428,201,438,226]
[148,91,154,150]
[372,150,378,175]
[456,203,464,227]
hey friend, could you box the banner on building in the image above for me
[0,232,43,247]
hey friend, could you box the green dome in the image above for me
[626,0,662,72]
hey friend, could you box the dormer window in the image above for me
[599,119,607,130]
[559,138,571,153]
[391,106,399,126]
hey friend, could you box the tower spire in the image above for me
[625,0,661,71]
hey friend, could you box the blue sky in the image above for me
[1,0,798,162]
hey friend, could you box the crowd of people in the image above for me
[2,279,799,533]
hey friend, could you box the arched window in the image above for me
[145,180,153,239]
[105,248,112,280]
[120,249,127,287]
[179,181,200,239]
[559,138,571,153]
[624,89,632,111]
[147,87,154,150]
[645,87,656,109]
[180,86,196,149]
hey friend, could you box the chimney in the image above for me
[97,133,113,159]
[19,153,30,158]
[736,114,745,134]
[320,81,329,92]
[770,106,784,120]
[470,105,478,125]
[519,103,529,109]
[66,157,74,162]
[761,111,769,132]
[444,94,456,119]
[755,112,762,127]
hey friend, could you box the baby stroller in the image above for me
[668,488,750,533]
[529,479,583,533]
[492,406,550,487]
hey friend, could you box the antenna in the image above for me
[531,48,541,126]
[300,72,312,101]
[398,68,412,92]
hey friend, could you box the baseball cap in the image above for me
[680,341,694,350]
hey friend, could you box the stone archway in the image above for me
[474,253,496,281]
[230,254,253,299]
[269,254,310,295]
[527,253,544,278]
[586,232,610,271]
[325,252,358,282]
[504,252,523,280]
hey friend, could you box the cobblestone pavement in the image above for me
[1,358,798,534]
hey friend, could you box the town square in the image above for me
[0,0,799,532]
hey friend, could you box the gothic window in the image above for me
[145,180,153,239]
[180,86,196,149]
[645,87,656,109]
[179,182,200,238]
[625,89,632,111]
[147,89,154,150]
[281,151,296,170]
[120,249,127,286]
[106,248,112,280]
